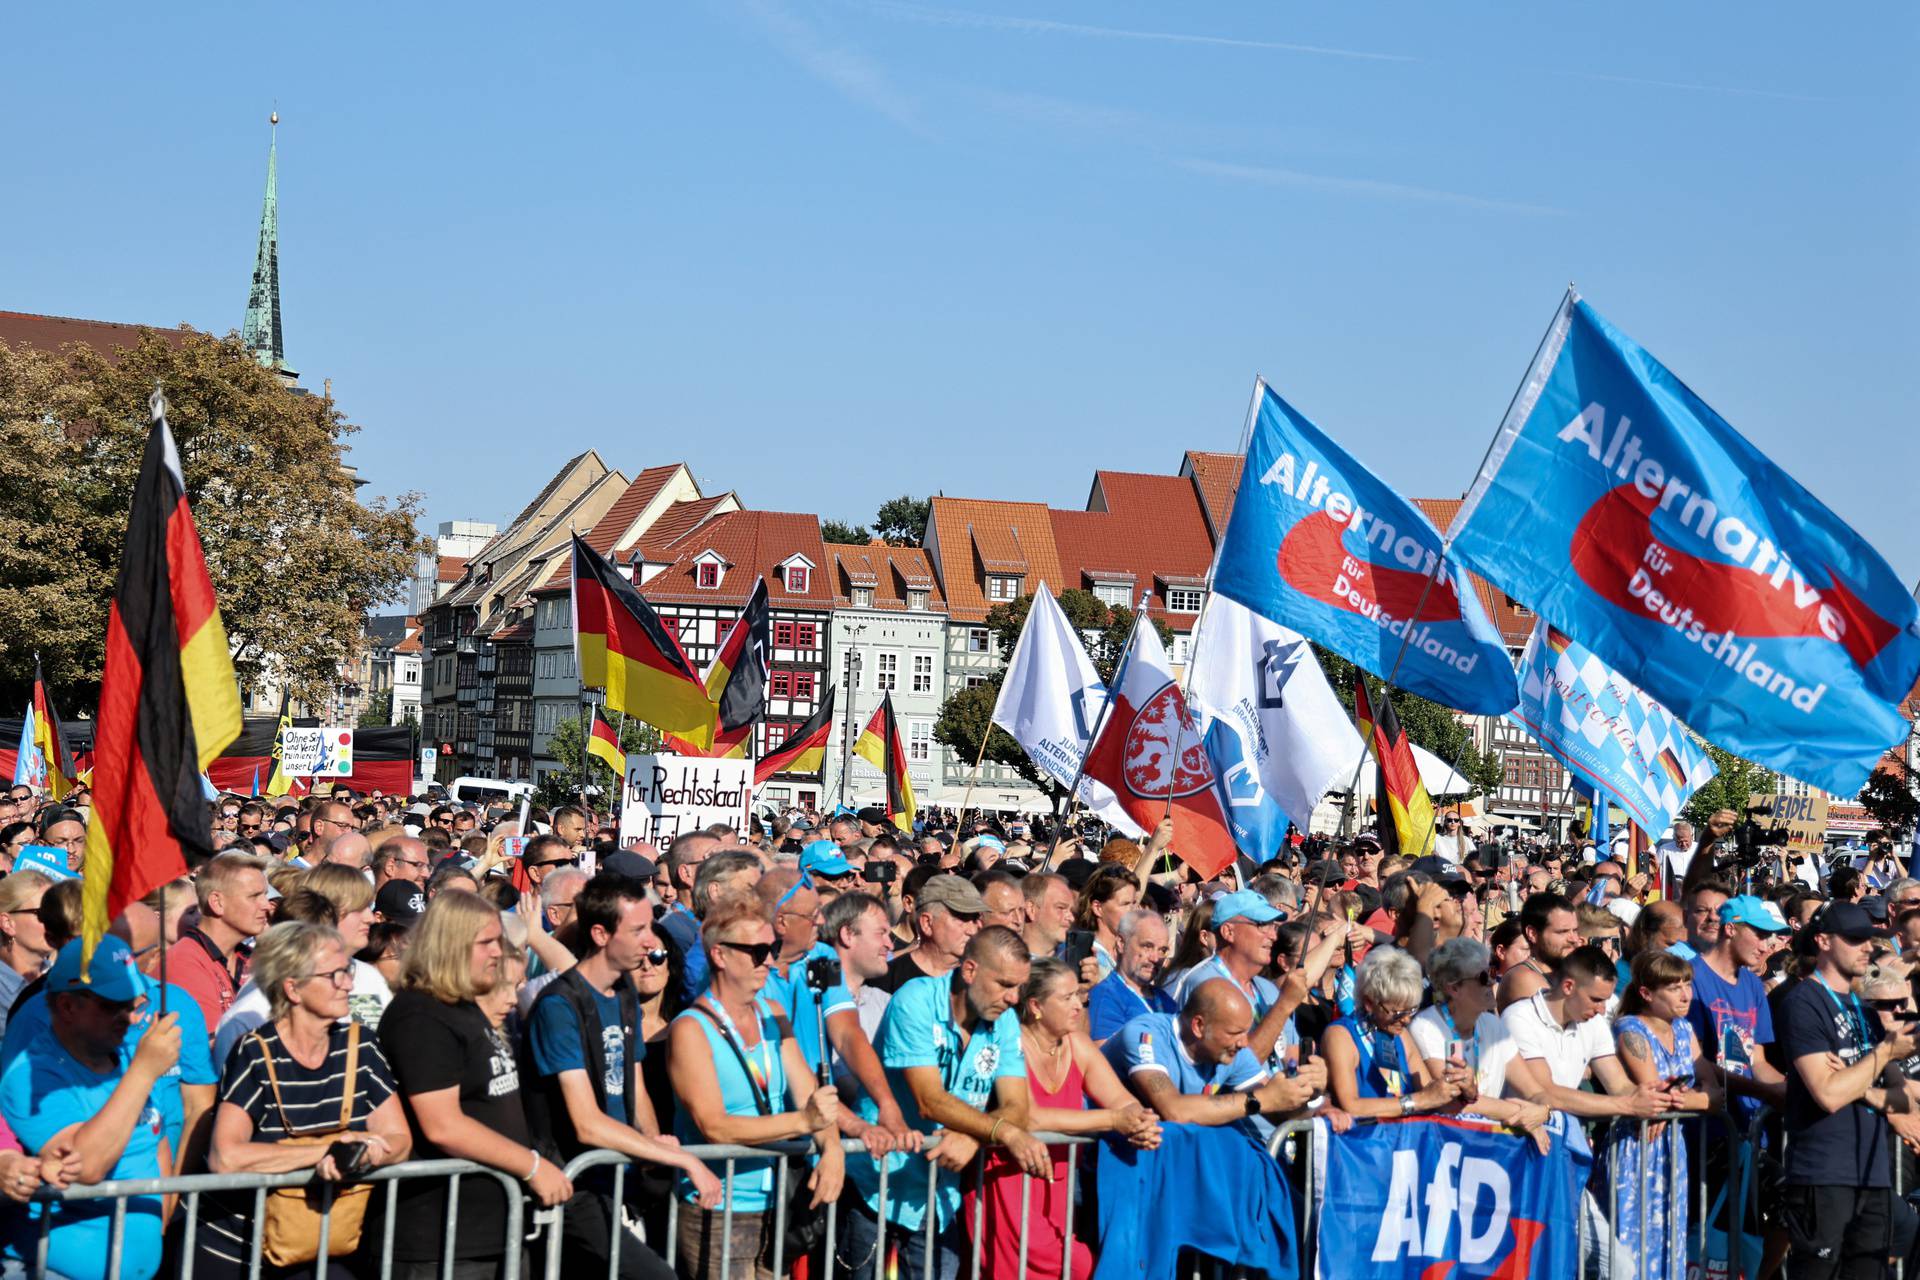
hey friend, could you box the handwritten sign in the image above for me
[620,756,751,845]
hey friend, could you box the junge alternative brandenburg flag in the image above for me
[854,692,916,833]
[754,689,834,786]
[1354,674,1435,857]
[571,535,715,749]
[83,388,244,965]
[586,704,627,777]
[30,660,76,801]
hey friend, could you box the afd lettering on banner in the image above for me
[621,755,751,844]
[1450,296,1920,794]
[1318,1115,1589,1280]
[1213,382,1519,715]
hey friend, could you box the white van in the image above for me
[448,776,536,808]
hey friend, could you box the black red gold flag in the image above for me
[571,535,715,749]
[854,692,916,833]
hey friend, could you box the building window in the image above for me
[908,719,932,763]
[786,565,810,594]
[986,575,1018,602]
[774,621,794,648]
[1172,635,1192,665]
[1166,587,1204,613]
[876,653,898,691]
[792,671,816,700]
[794,622,817,649]
[912,654,933,693]
[1092,582,1130,608]
[907,589,928,611]
[697,562,720,590]
[1505,593,1531,617]
[965,675,989,689]
[967,628,991,654]
[842,649,861,690]
[851,587,873,607]
[771,671,792,699]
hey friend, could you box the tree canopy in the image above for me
[822,495,931,549]
[1312,649,1505,797]
[821,519,871,545]
[1680,745,1777,827]
[1857,767,1918,838]
[0,328,424,710]
[537,713,663,809]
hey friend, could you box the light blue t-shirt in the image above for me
[528,982,631,1127]
[673,996,789,1212]
[1087,971,1176,1043]
[1169,956,1293,1068]
[1,1026,168,1280]
[764,943,855,1074]
[848,973,1026,1231]
[1,975,215,1154]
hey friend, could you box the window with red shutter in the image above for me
[795,622,817,649]
[774,621,795,648]
[771,671,792,698]
[792,671,815,700]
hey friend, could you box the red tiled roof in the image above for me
[926,498,1064,623]
[0,310,195,362]
[584,464,683,556]
[637,494,734,561]
[436,556,468,583]
[393,626,424,655]
[643,509,833,610]
[1052,472,1216,627]
[829,542,947,612]
[1410,497,1534,648]
[1183,451,1244,541]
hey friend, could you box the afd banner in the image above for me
[1510,623,1717,838]
[1214,381,1519,715]
[1317,1115,1589,1280]
[1450,295,1920,794]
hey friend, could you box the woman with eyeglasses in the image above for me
[1410,939,1554,1153]
[1608,950,1720,1280]
[669,898,843,1279]
[1321,945,1463,1121]
[0,822,33,875]
[198,921,412,1278]
[0,871,55,1040]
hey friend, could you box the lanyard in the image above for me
[699,997,776,1109]
[1814,973,1870,1049]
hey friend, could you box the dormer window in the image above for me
[907,589,928,611]
[986,575,1019,602]
[697,562,720,590]
[786,565,810,594]
[851,586,873,607]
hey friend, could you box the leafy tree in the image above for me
[984,590,1169,684]
[357,690,393,728]
[1681,745,1776,828]
[536,712,661,810]
[1857,767,1919,838]
[1314,648,1504,797]
[821,519,871,545]
[873,495,931,546]
[0,328,423,711]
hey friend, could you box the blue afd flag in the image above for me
[1318,1115,1590,1280]
[1510,622,1717,837]
[1213,381,1519,714]
[1451,295,1920,794]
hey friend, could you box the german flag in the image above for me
[707,578,769,734]
[754,688,833,786]
[664,723,750,759]
[83,388,243,964]
[1354,674,1434,857]
[571,535,715,749]
[585,704,627,777]
[854,692,916,833]
[30,659,76,801]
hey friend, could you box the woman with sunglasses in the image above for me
[1322,945,1463,1121]
[0,822,33,875]
[1410,939,1554,1153]
[0,871,55,1041]
[1609,950,1721,1280]
[198,921,412,1278]
[669,898,844,1279]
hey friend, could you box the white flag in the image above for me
[991,587,1143,836]
[1188,595,1362,851]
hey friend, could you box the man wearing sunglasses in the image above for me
[529,875,719,1277]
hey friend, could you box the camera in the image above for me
[805,955,843,992]
[862,860,897,885]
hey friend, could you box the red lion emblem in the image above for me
[1121,683,1214,800]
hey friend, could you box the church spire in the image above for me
[241,111,294,378]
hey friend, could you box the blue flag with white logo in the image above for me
[1317,1115,1590,1280]
[1449,295,1920,794]
[1509,622,1717,837]
[1214,381,1519,714]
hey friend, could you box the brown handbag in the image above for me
[250,1021,374,1266]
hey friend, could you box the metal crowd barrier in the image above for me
[1565,1110,1762,1280]
[29,1157,527,1280]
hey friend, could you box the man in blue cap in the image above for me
[0,937,181,1280]
[798,839,857,902]
[1690,894,1791,1126]
[1168,890,1297,1073]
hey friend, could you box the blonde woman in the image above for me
[0,870,55,1037]
[377,891,572,1278]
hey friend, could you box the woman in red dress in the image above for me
[964,957,1161,1280]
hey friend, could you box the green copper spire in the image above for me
[241,111,293,376]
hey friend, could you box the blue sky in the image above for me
[7,3,1917,580]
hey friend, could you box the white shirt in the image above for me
[1500,992,1613,1091]
[1409,1006,1518,1099]
[1656,840,1694,886]
[1431,833,1471,864]
[213,959,392,1069]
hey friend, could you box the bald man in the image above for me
[1105,978,1326,1133]
[322,831,371,872]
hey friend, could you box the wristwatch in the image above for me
[1244,1093,1262,1117]
[1399,1094,1416,1117]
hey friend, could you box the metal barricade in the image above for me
[29,1156,526,1280]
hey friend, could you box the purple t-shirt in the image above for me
[1688,954,1773,1123]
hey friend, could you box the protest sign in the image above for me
[1754,791,1829,855]
[281,727,354,777]
[620,755,751,844]
[14,845,75,881]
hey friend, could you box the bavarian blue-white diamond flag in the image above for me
[1450,294,1920,795]
[1509,623,1717,838]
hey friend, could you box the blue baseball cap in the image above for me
[971,833,1006,853]
[46,936,144,1004]
[1719,895,1789,935]
[799,840,854,879]
[1212,889,1284,926]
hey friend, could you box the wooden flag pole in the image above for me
[953,729,992,835]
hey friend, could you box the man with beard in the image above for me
[1496,892,1581,1013]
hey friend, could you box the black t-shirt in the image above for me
[872,949,947,995]
[376,989,531,1260]
[1776,976,1890,1188]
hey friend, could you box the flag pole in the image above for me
[953,729,992,836]
[1042,593,1148,871]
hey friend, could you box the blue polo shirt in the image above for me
[1087,971,1176,1042]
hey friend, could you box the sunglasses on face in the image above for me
[717,939,776,966]
[529,857,579,869]
[636,949,671,967]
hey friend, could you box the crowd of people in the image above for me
[0,778,1913,1280]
